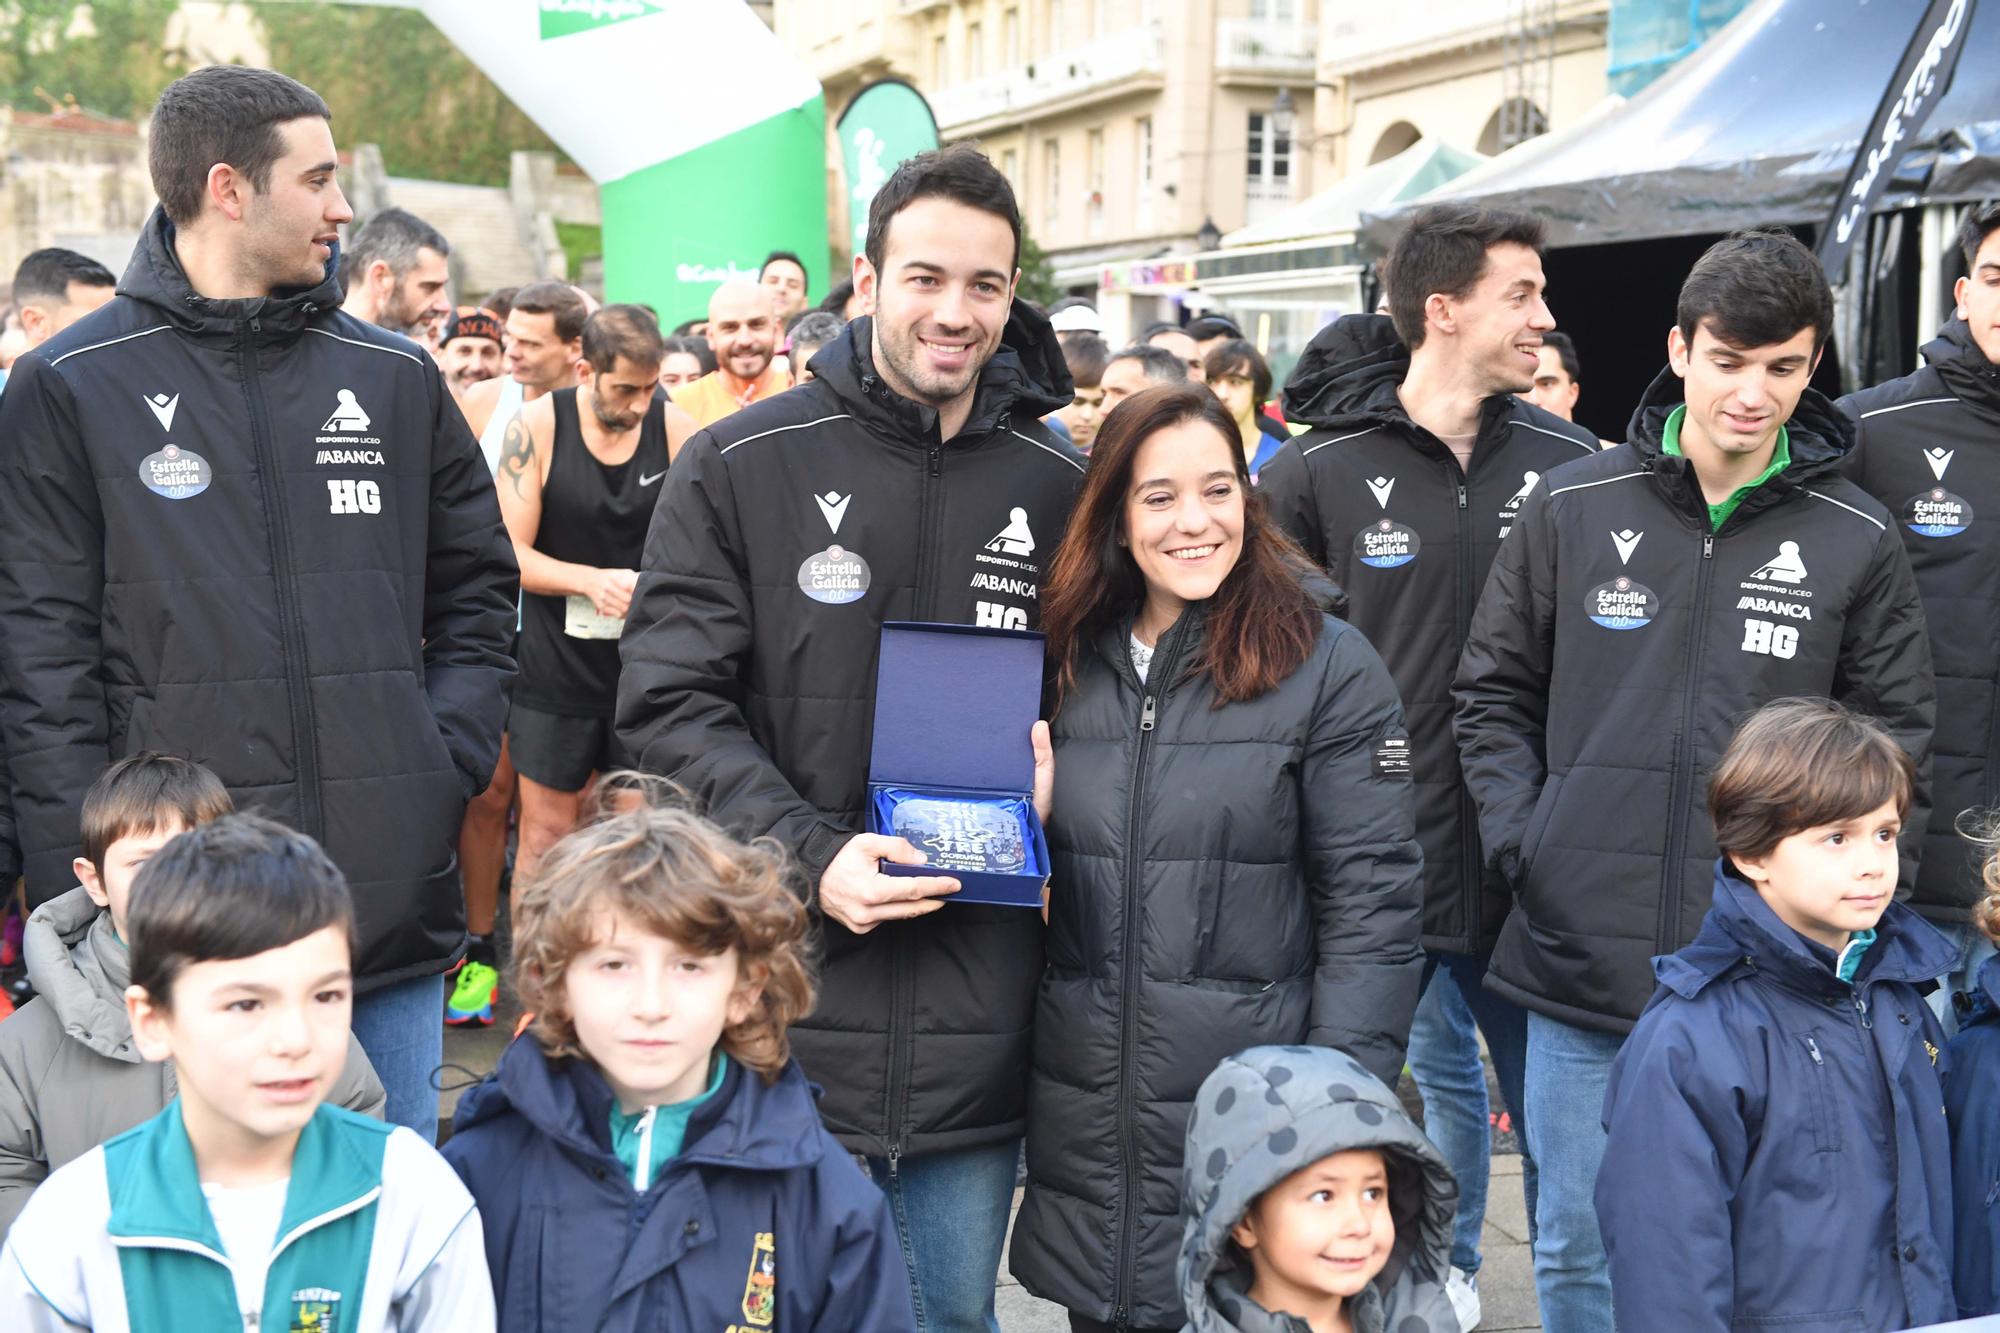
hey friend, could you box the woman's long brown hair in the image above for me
[1040,384,1320,708]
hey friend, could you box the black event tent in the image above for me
[1356,0,2000,438]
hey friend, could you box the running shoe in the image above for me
[446,959,500,1027]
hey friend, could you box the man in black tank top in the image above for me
[493,305,669,886]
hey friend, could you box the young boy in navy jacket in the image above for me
[441,783,915,1332]
[1596,698,1957,1332]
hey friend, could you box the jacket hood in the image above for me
[23,886,139,1062]
[118,204,344,339]
[453,1036,826,1176]
[805,301,1072,444]
[1656,862,1958,1003]
[1624,364,1855,488]
[1279,314,1409,430]
[1955,951,2000,1032]
[1178,1046,1457,1333]
[1921,318,2000,424]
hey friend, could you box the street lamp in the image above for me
[1196,216,1222,252]
[1271,86,1296,144]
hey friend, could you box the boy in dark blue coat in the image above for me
[1596,698,1957,1332]
[441,790,915,1332]
[1947,867,2000,1315]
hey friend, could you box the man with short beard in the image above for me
[669,279,790,427]
[438,305,504,403]
[339,205,452,339]
[491,306,670,919]
[619,144,1083,1329]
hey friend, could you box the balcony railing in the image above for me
[930,23,1167,130]
[1321,0,1515,70]
[1215,18,1318,77]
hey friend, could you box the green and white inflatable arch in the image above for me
[347,0,828,325]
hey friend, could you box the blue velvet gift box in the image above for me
[866,621,1052,908]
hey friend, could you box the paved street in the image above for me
[441,978,1540,1332]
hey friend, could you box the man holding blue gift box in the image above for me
[619,144,1085,1332]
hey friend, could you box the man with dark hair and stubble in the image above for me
[760,248,811,324]
[1452,228,1934,1332]
[1841,201,2000,1034]
[1098,342,1188,410]
[0,65,518,1143]
[1259,202,1598,1329]
[618,142,1083,1329]
[339,205,452,340]
[10,248,116,351]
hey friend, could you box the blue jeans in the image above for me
[1524,1010,1623,1333]
[1928,920,1999,1037]
[1409,950,1536,1275]
[865,1139,1019,1332]
[350,972,447,1142]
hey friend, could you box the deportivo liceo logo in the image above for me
[143,392,179,431]
[1507,471,1539,509]
[1750,540,1807,584]
[1366,475,1395,509]
[1925,447,1955,480]
[322,389,371,433]
[1611,529,1643,565]
[986,507,1035,556]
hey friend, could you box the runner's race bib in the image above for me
[564,595,625,640]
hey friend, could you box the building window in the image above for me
[1250,0,1298,18]
[1093,0,1109,35]
[1247,110,1294,221]
[968,22,984,76]
[933,34,948,84]
[1044,137,1061,230]
[1046,0,1064,53]
[1002,147,1019,190]
[1004,7,1021,65]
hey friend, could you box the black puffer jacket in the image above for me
[1454,369,1934,1032]
[1841,319,2000,923]
[1009,605,1424,1327]
[617,310,1083,1160]
[0,208,517,983]
[1261,314,1597,953]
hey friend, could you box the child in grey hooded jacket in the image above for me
[0,755,386,1236]
[1178,1046,1458,1333]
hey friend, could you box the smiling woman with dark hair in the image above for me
[1010,384,1427,1331]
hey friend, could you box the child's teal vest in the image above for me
[103,1101,391,1333]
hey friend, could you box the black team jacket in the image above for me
[1453,368,1934,1032]
[0,206,518,985]
[1259,313,1597,954]
[617,309,1084,1160]
[1842,318,2000,924]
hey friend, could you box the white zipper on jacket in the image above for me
[633,1107,659,1191]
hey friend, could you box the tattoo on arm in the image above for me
[498,413,535,500]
